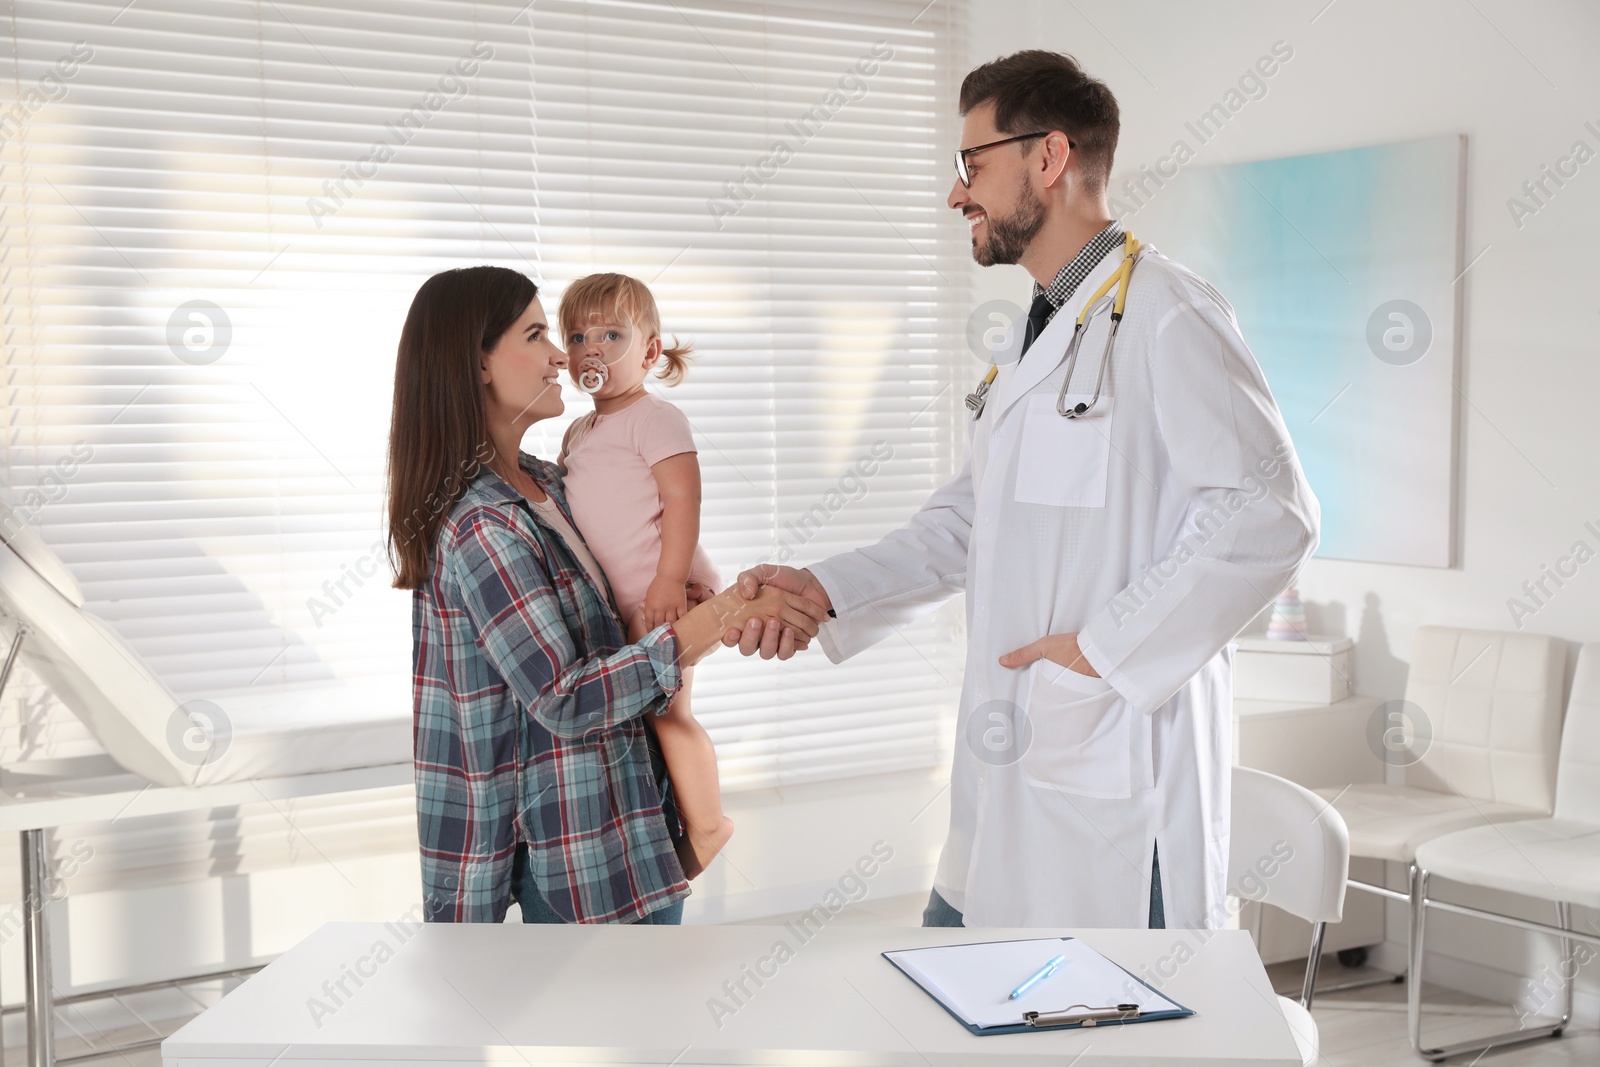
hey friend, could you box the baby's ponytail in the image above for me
[655,335,694,386]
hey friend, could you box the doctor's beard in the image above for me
[971,173,1045,266]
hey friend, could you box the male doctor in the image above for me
[728,50,1319,929]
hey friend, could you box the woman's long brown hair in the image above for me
[387,266,537,589]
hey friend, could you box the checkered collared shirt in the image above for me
[1032,220,1125,327]
[411,451,689,924]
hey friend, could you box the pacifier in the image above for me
[567,321,632,396]
[576,354,609,394]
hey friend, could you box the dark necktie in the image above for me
[1019,291,1054,360]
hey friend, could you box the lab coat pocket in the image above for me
[1013,394,1114,507]
[1021,660,1141,799]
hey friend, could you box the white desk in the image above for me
[162,922,1301,1066]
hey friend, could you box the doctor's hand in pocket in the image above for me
[999,632,1100,677]
[1002,631,1142,799]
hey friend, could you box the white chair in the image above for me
[1230,766,1350,1067]
[1313,627,1565,990]
[1408,641,1600,1061]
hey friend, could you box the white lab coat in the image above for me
[808,244,1319,928]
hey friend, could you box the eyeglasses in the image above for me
[953,131,1058,187]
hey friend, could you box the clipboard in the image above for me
[881,935,1196,1036]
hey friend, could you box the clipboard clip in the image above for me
[1024,1003,1142,1028]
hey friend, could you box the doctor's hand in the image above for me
[722,564,834,660]
[999,632,1101,677]
[669,584,829,668]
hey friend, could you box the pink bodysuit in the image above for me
[559,392,722,621]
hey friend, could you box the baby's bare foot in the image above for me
[676,815,735,880]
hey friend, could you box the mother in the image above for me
[386,266,824,924]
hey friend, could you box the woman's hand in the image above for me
[720,564,833,659]
[642,573,690,629]
[730,583,826,638]
[669,583,829,668]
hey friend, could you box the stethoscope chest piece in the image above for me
[965,365,998,419]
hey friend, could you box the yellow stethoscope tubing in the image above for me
[966,233,1143,420]
[1057,234,1141,418]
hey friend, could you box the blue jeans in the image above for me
[923,842,1166,928]
[509,842,684,925]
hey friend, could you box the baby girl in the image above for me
[557,272,733,879]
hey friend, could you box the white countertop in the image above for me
[162,921,1300,1066]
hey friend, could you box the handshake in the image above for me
[676,565,832,665]
[679,564,1097,679]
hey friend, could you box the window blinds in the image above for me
[525,0,969,790]
[1,0,966,812]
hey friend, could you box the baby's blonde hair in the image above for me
[558,272,693,386]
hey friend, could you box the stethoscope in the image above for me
[965,231,1144,420]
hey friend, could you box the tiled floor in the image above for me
[1301,974,1597,1065]
[21,891,1593,1065]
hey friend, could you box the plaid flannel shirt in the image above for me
[412,451,690,923]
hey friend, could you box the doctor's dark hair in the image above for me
[386,265,537,589]
[960,50,1119,196]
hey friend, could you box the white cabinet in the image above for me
[1233,695,1387,965]
[1234,636,1354,704]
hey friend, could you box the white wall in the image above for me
[966,0,1600,1021]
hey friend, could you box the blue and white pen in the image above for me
[1008,953,1067,1000]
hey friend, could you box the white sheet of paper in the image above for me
[884,936,1185,1030]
